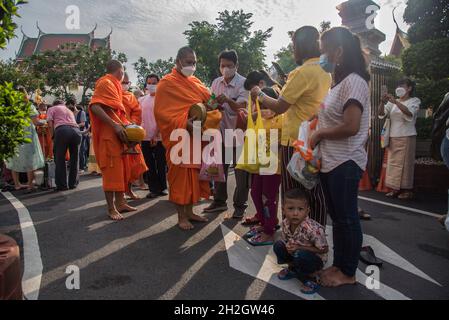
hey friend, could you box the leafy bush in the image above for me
[0,0,27,49]
[402,38,449,81]
[0,82,32,162]
[416,78,449,110]
[416,117,433,140]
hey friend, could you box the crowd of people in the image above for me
[3,25,449,294]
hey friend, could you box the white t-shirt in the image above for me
[318,73,371,173]
[379,97,421,138]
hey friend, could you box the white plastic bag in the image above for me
[287,120,321,190]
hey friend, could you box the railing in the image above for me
[368,58,401,183]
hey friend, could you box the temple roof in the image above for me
[389,7,410,57]
[16,24,112,61]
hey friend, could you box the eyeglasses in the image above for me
[122,81,131,85]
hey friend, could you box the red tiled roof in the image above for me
[16,33,110,59]
[17,38,38,58]
[35,34,91,53]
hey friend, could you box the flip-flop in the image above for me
[243,226,263,240]
[360,246,383,267]
[248,235,274,247]
[359,210,372,221]
[300,281,320,295]
[278,268,298,281]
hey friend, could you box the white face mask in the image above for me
[180,63,196,77]
[396,87,407,98]
[146,85,157,95]
[122,84,130,92]
[221,67,236,78]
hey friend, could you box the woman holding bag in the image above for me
[379,78,421,200]
[250,26,331,227]
[309,27,371,287]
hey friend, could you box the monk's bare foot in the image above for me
[108,209,125,221]
[116,203,138,213]
[189,213,209,223]
[126,191,141,200]
[179,219,194,231]
[320,268,356,288]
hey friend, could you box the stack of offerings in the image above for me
[287,119,321,190]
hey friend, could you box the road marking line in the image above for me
[2,192,43,300]
[358,196,442,218]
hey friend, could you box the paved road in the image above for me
[1,173,448,300]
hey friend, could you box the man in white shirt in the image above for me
[139,74,168,199]
[203,50,249,219]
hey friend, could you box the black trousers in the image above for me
[141,141,167,194]
[54,125,81,189]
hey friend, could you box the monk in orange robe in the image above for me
[122,72,148,199]
[89,60,137,221]
[37,103,53,159]
[154,47,211,230]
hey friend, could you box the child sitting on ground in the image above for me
[274,189,328,294]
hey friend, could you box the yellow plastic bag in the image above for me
[236,93,265,174]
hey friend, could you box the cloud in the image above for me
[1,0,408,83]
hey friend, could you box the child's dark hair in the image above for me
[284,189,309,205]
[244,70,281,91]
[261,87,278,99]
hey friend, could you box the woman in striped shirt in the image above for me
[310,27,371,288]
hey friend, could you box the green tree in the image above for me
[402,0,449,109]
[404,0,449,44]
[0,0,27,49]
[184,10,273,84]
[25,44,127,105]
[133,57,175,88]
[0,58,45,92]
[0,0,32,162]
[0,83,32,161]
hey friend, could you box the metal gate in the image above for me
[368,59,401,183]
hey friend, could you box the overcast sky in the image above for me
[1,0,407,82]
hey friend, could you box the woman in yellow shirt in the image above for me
[251,26,332,226]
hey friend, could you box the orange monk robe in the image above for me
[37,114,53,159]
[122,91,148,182]
[154,68,211,206]
[89,74,131,192]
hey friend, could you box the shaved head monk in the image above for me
[154,47,210,230]
[89,60,137,221]
[121,72,148,199]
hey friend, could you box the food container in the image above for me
[189,103,207,125]
[125,124,146,143]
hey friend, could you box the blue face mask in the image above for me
[319,54,336,73]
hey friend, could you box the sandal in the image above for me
[242,216,261,227]
[398,192,414,200]
[248,234,274,247]
[386,191,401,198]
[300,280,320,295]
[359,209,372,221]
[278,268,297,281]
[243,226,263,239]
[360,246,383,267]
